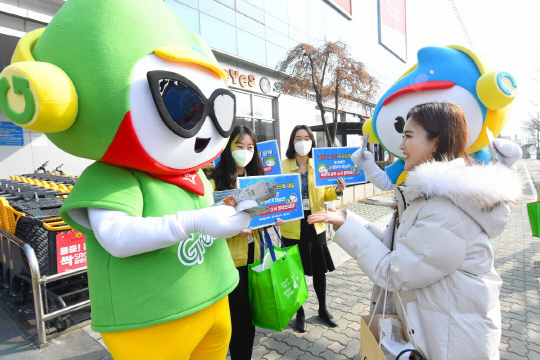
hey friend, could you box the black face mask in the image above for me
[147,70,236,138]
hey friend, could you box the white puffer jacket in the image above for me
[334,159,522,360]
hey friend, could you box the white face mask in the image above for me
[294,140,312,156]
[231,149,254,168]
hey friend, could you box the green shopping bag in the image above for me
[248,227,309,331]
[527,201,540,237]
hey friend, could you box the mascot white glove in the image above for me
[180,200,255,239]
[88,200,254,258]
[492,138,522,167]
[351,148,393,191]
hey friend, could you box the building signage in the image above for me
[225,69,256,88]
[0,121,23,146]
[223,69,276,95]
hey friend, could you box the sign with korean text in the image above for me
[56,230,87,273]
[238,174,303,229]
[0,122,24,146]
[313,147,367,188]
[214,139,282,175]
[258,140,282,175]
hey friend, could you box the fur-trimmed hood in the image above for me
[399,158,523,238]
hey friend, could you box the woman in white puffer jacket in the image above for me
[308,102,522,360]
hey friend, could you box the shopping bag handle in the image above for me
[261,227,277,262]
[271,226,286,249]
[395,349,427,360]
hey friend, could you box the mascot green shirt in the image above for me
[0,0,250,336]
[62,163,237,332]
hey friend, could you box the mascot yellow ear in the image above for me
[362,118,379,144]
[476,71,517,110]
[0,29,78,133]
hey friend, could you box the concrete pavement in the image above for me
[0,160,538,359]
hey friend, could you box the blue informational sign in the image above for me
[0,122,24,146]
[313,147,367,188]
[257,140,282,175]
[213,140,282,175]
[238,174,303,229]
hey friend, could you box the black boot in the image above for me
[314,274,337,327]
[296,306,306,333]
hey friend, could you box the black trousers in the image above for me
[228,243,255,360]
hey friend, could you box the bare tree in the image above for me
[277,41,379,146]
[521,114,540,150]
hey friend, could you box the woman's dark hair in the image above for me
[209,126,264,191]
[406,102,469,162]
[285,125,317,159]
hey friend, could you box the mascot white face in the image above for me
[130,55,233,170]
[376,85,483,157]
[364,46,518,159]
[289,194,298,203]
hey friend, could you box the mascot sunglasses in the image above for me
[147,70,236,139]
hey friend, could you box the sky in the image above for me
[452,0,540,141]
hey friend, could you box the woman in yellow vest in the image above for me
[281,125,346,333]
[209,125,283,360]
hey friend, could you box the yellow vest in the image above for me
[209,178,262,267]
[279,158,339,240]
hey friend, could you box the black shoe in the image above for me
[296,315,306,333]
[318,310,338,327]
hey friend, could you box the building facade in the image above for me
[0,0,472,177]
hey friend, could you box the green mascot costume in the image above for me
[0,0,254,358]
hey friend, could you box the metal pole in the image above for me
[23,243,47,345]
[40,266,87,284]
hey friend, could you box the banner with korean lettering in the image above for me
[238,174,303,229]
[257,140,282,175]
[213,140,282,175]
[313,147,367,188]
[56,230,87,273]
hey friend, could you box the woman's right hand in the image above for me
[239,227,253,237]
[307,208,346,229]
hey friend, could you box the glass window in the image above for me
[236,13,265,38]
[264,0,289,23]
[232,91,277,143]
[171,0,199,10]
[200,14,237,55]
[246,0,264,9]
[266,27,289,46]
[288,26,308,44]
[266,41,288,68]
[236,117,254,131]
[237,0,265,23]
[165,0,200,35]
[288,0,309,33]
[200,0,236,26]
[252,95,273,119]
[314,132,323,148]
[264,13,288,36]
[254,119,275,142]
[235,92,252,117]
[237,29,266,65]
[216,0,235,8]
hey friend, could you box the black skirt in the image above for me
[282,210,335,276]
